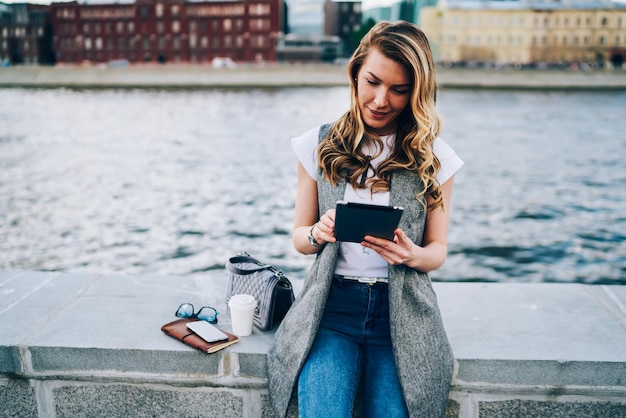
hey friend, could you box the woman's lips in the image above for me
[368,108,388,119]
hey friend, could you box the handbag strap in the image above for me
[226,255,283,277]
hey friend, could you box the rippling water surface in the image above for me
[1,87,625,284]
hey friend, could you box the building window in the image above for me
[96,37,102,50]
[601,17,608,26]
[250,4,270,16]
[83,23,90,34]
[128,22,134,33]
[117,22,124,34]
[172,21,180,33]
[156,3,164,17]
[173,36,180,49]
[223,19,232,31]
[157,22,164,33]
[85,38,92,50]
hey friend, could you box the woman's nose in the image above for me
[373,88,389,107]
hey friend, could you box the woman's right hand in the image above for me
[313,209,337,245]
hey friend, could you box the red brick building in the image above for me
[50,0,282,64]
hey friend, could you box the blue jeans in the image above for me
[297,277,409,418]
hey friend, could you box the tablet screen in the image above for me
[334,201,404,243]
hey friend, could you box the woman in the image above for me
[268,21,463,417]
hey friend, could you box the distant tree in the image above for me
[348,18,377,56]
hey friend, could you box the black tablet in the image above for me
[334,201,404,243]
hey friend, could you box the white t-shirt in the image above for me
[292,125,464,278]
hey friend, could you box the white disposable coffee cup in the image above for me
[228,294,257,337]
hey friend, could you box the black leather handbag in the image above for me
[225,253,295,331]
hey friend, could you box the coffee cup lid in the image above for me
[229,294,257,309]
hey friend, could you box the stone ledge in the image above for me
[1,65,625,90]
[1,270,626,417]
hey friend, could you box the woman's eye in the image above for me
[393,89,409,94]
[366,79,378,85]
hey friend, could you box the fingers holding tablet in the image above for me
[313,209,337,245]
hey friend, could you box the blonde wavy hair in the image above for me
[318,21,444,209]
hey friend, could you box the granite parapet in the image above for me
[1,270,625,417]
[1,64,625,90]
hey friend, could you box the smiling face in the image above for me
[356,48,412,136]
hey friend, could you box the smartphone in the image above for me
[186,320,229,343]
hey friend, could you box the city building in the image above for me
[275,32,342,60]
[287,0,324,35]
[324,0,361,41]
[420,0,626,68]
[324,0,362,56]
[49,0,282,64]
[362,6,392,22]
[363,0,424,24]
[0,2,55,65]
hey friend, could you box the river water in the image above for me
[1,87,625,284]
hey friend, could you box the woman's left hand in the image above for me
[361,228,419,267]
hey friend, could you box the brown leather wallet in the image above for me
[161,318,238,354]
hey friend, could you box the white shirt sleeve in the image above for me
[291,127,463,184]
[434,137,464,185]
[291,126,321,180]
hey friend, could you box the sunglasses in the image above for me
[175,303,219,324]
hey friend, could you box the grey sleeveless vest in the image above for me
[267,124,453,417]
